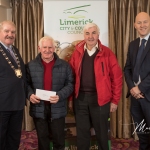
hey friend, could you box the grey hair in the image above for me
[83,23,100,34]
[0,20,16,30]
[38,36,55,48]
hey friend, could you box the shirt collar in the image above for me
[84,43,98,56]
[140,33,150,41]
[0,41,12,50]
[84,43,98,51]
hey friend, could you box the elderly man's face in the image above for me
[84,26,99,50]
[38,40,55,62]
[0,23,16,47]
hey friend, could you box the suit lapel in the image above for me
[133,38,140,67]
[0,43,18,67]
[140,36,150,66]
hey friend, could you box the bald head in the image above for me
[134,12,150,38]
[135,12,150,22]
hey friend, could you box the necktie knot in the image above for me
[141,39,146,47]
[7,47,11,52]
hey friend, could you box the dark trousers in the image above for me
[33,104,65,150]
[131,96,150,150]
[74,92,110,150]
[0,110,23,150]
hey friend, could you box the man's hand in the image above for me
[130,86,144,99]
[30,94,40,104]
[110,103,118,112]
[49,95,59,104]
[68,101,73,111]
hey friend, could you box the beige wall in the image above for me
[0,7,12,22]
[7,8,12,21]
[0,7,7,22]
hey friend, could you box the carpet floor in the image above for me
[19,130,139,150]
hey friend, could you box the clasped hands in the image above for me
[30,94,59,104]
[130,86,144,99]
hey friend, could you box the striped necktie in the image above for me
[7,47,17,63]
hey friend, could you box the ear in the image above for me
[134,23,136,29]
[38,46,41,52]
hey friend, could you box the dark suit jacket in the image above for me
[124,36,150,101]
[0,43,26,111]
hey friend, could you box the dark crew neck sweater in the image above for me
[79,49,98,93]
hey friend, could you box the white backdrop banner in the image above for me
[43,0,108,48]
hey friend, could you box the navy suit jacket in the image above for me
[0,43,26,111]
[124,36,150,101]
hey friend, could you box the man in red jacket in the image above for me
[70,23,122,150]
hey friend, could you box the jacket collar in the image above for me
[76,39,104,56]
[36,52,62,66]
[133,35,150,67]
[140,35,150,65]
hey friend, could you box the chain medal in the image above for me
[15,69,22,78]
[0,46,22,78]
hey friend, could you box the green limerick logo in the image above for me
[63,4,91,19]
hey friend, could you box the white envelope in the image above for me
[36,89,56,101]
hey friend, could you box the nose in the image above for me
[140,22,145,27]
[89,33,93,38]
[45,47,49,51]
[8,31,14,37]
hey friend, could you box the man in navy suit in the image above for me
[0,21,26,150]
[124,12,150,150]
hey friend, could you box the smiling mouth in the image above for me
[44,53,52,55]
[6,36,14,39]
[6,39,14,41]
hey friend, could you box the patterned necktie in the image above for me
[7,47,17,63]
[133,39,146,83]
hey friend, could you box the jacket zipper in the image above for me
[101,62,105,76]
[76,52,84,98]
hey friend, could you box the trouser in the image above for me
[0,110,23,150]
[131,96,150,150]
[33,104,65,150]
[74,92,110,150]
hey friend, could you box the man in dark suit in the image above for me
[124,12,150,150]
[0,21,26,150]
